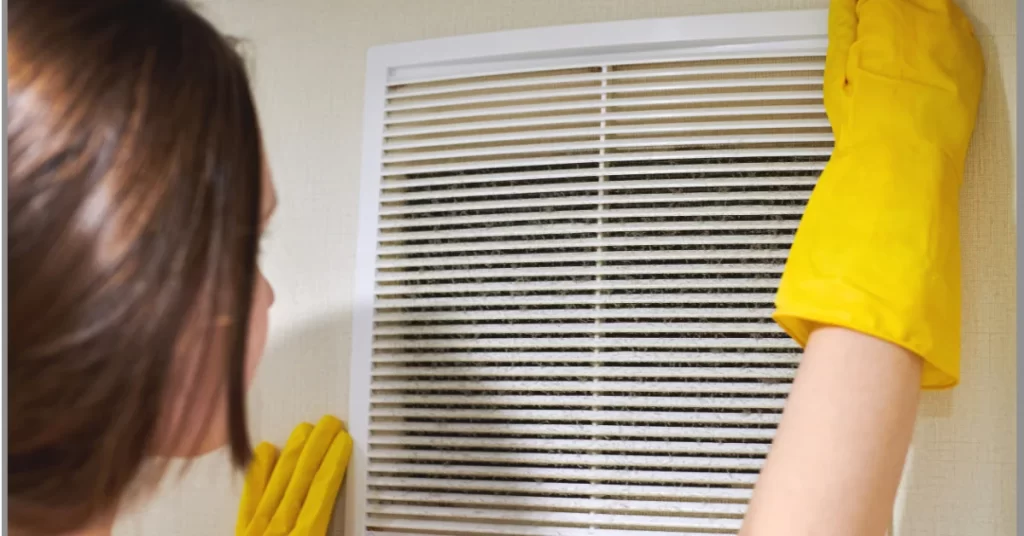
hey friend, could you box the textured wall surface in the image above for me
[113,0,1016,534]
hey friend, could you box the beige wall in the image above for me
[114,0,1017,534]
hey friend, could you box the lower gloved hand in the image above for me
[774,0,984,388]
[236,415,353,536]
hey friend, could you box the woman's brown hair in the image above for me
[10,0,262,531]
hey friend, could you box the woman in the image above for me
[9,0,983,535]
[10,1,275,534]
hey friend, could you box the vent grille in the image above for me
[366,49,830,536]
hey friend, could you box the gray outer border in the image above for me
[4,0,9,532]
[1013,3,1023,527]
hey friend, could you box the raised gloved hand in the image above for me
[774,0,984,388]
[236,416,353,536]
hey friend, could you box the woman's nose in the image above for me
[260,271,275,307]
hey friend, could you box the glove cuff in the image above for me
[773,281,959,389]
[774,142,963,389]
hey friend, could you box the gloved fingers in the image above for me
[853,0,982,80]
[265,415,344,536]
[245,422,315,536]
[290,430,354,536]
[824,0,857,130]
[849,0,904,79]
[236,442,280,536]
[848,0,982,150]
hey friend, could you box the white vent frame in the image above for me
[347,10,832,536]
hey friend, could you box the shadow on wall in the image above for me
[248,312,354,536]
[248,311,353,446]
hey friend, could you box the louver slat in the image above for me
[366,45,828,535]
[386,60,824,99]
[385,76,822,112]
[383,119,830,150]
[381,133,833,164]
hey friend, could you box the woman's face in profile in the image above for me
[245,164,278,387]
[160,161,277,458]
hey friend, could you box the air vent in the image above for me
[352,13,831,536]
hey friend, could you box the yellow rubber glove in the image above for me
[290,431,354,536]
[236,442,280,535]
[236,416,353,536]
[240,422,315,536]
[773,0,983,388]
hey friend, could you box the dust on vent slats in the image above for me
[368,52,830,536]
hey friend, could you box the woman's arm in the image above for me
[740,327,922,536]
[738,0,983,532]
